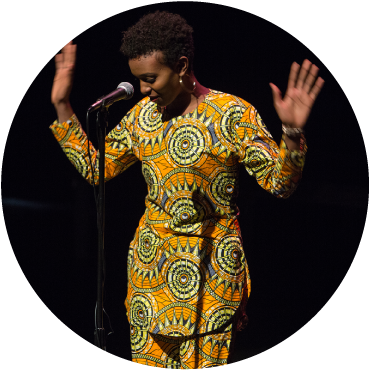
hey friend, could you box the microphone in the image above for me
[87,82,134,112]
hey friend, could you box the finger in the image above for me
[64,42,72,65]
[303,64,319,93]
[65,42,76,69]
[61,40,72,57]
[296,59,312,89]
[309,77,325,101]
[63,40,73,49]
[65,44,75,65]
[71,44,77,65]
[55,53,63,71]
[269,83,282,107]
[287,62,300,90]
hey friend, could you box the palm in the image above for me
[270,60,324,129]
[51,41,77,106]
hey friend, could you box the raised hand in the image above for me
[51,41,76,122]
[269,60,324,129]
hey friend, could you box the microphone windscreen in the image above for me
[117,82,134,99]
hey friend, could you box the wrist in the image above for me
[53,101,74,124]
[53,100,71,110]
[282,124,304,138]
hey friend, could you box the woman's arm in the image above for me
[51,41,76,123]
[54,101,74,125]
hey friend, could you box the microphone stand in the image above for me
[93,103,109,350]
[89,84,134,350]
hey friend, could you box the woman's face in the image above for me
[128,51,184,108]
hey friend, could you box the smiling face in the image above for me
[128,51,186,108]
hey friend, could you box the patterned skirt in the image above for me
[130,303,245,368]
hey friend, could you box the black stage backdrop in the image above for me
[2,1,368,363]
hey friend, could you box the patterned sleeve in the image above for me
[232,102,307,198]
[49,108,139,185]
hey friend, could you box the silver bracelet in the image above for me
[282,124,304,138]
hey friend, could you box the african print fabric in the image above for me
[131,326,234,368]
[129,294,241,368]
[50,90,306,356]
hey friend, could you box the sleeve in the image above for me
[233,103,307,199]
[49,108,139,185]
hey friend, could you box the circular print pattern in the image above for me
[137,227,160,265]
[142,162,159,201]
[255,112,272,138]
[130,325,149,353]
[209,171,239,207]
[64,148,89,178]
[108,119,130,141]
[214,236,245,277]
[204,306,235,333]
[130,293,154,330]
[166,258,203,301]
[136,102,163,138]
[219,114,232,142]
[243,145,273,176]
[215,108,242,151]
[167,122,207,167]
[163,346,181,368]
[167,196,207,233]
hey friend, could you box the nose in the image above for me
[140,81,151,96]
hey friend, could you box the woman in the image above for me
[50,11,324,368]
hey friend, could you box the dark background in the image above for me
[2,1,368,364]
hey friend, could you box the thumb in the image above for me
[269,83,282,107]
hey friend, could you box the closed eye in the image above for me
[134,77,155,85]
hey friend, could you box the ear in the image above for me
[176,56,189,76]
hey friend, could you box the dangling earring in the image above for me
[179,76,196,94]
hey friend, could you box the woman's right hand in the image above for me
[51,41,76,122]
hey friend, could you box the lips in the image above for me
[149,95,159,102]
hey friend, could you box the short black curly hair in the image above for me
[120,11,194,72]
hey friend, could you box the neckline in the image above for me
[148,89,213,122]
[177,88,212,119]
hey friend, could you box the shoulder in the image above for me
[109,97,154,138]
[123,96,153,119]
[206,89,256,120]
[119,96,159,125]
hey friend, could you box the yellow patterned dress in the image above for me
[50,90,306,367]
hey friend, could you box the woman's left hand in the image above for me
[269,60,325,129]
